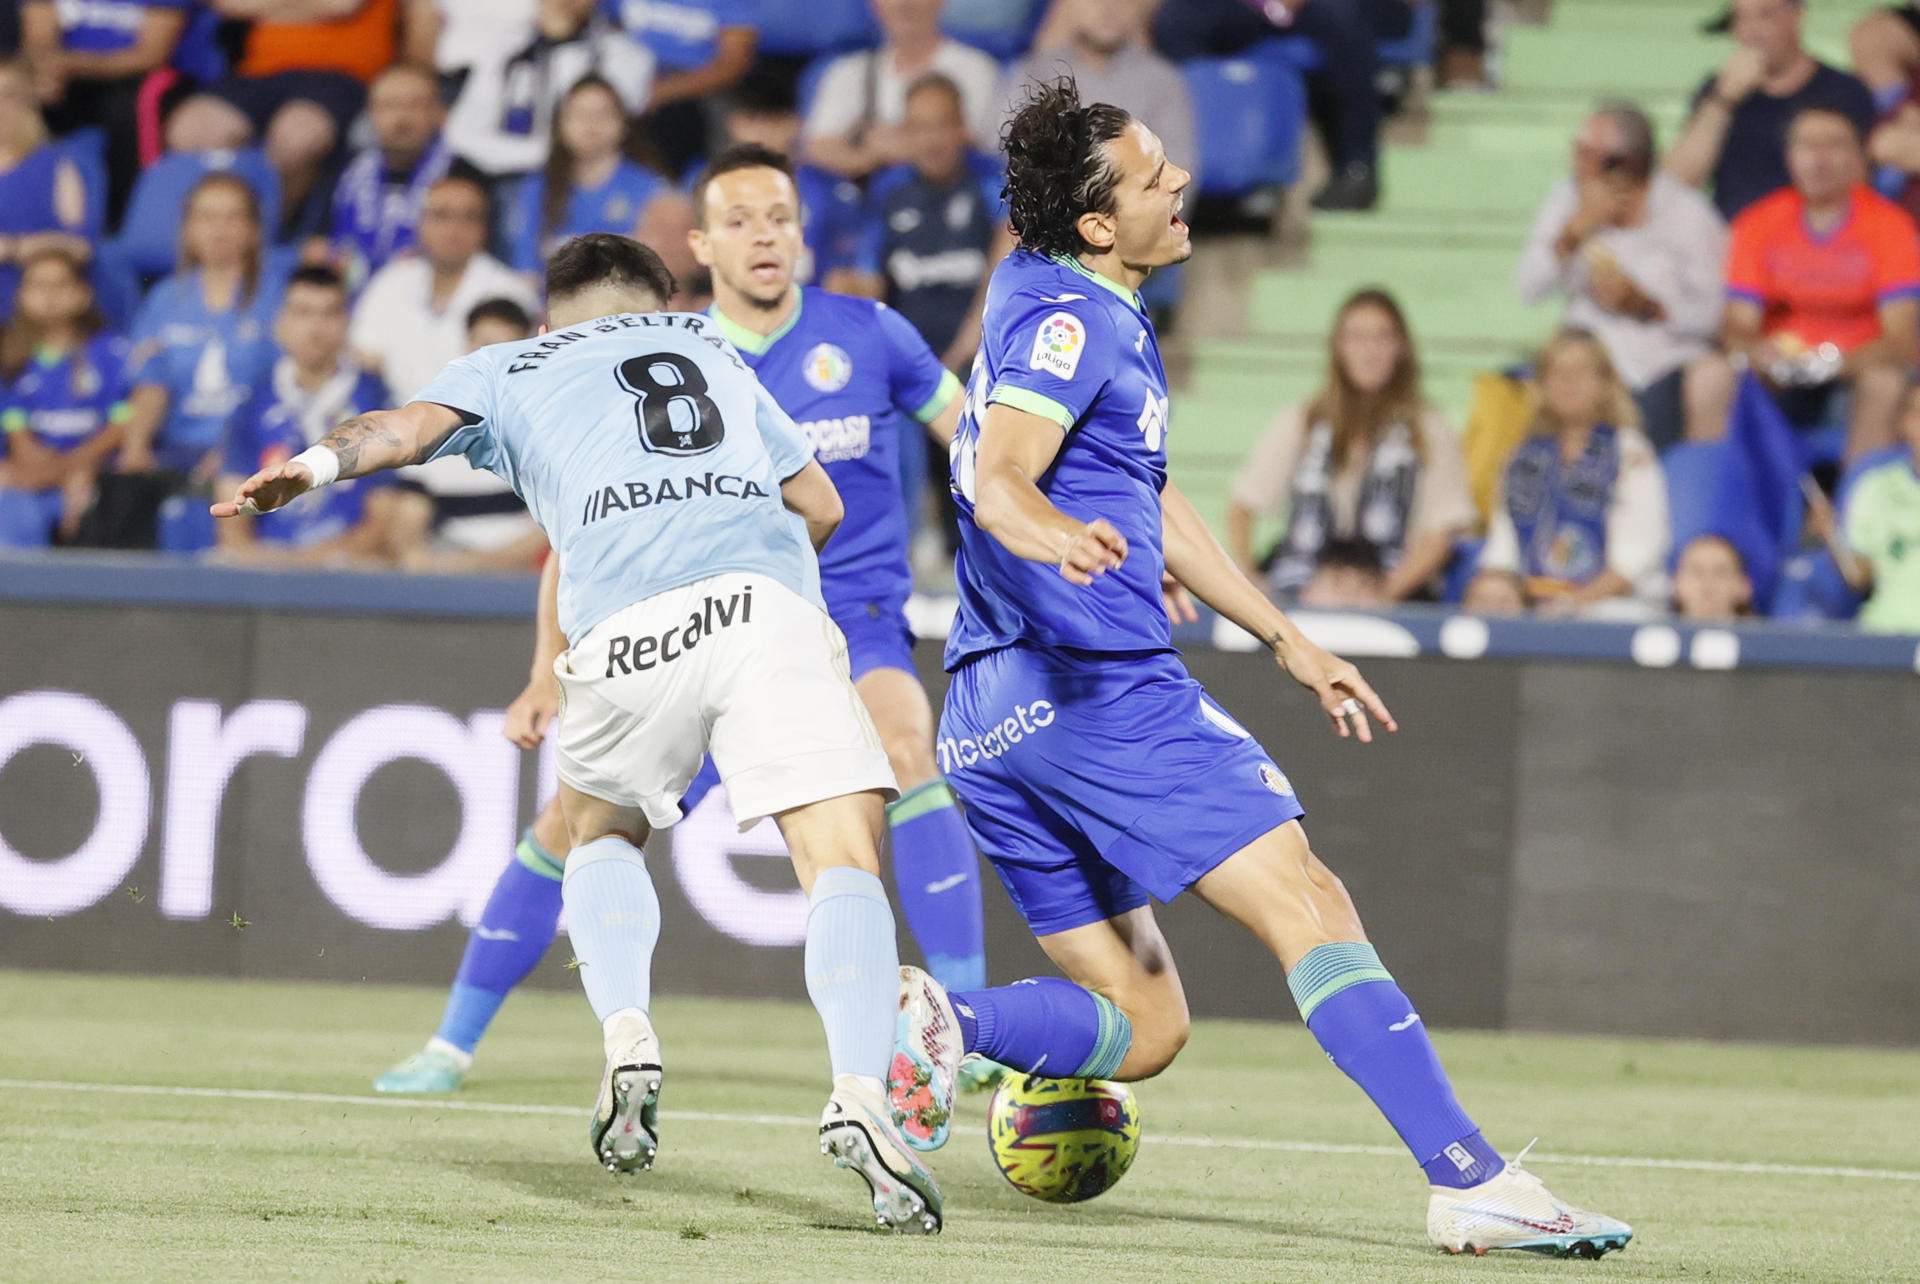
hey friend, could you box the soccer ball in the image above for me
[986,1074,1140,1203]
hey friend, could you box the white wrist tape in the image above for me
[290,445,340,489]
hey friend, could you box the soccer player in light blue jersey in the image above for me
[370,145,1002,1114]
[889,78,1633,1258]
[214,234,945,1234]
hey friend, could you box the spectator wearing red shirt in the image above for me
[1686,104,1920,461]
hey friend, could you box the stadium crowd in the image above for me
[0,0,1916,635]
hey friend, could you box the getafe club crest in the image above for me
[1258,762,1294,796]
[804,342,853,393]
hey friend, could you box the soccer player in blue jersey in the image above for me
[891,78,1634,1259]
[216,234,944,1233]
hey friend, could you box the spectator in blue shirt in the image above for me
[505,74,672,275]
[324,63,478,288]
[19,0,191,225]
[215,264,396,564]
[108,173,286,545]
[0,247,128,547]
[0,61,97,310]
[606,0,757,176]
[858,74,1003,363]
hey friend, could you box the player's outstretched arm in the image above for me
[973,402,1127,586]
[1161,480,1397,742]
[780,460,845,552]
[210,402,463,519]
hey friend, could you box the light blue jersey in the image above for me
[414,311,819,644]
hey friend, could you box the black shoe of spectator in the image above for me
[1312,164,1380,212]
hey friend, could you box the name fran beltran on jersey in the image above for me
[414,309,821,645]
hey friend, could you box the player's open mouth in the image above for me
[749,257,782,281]
[1170,201,1187,233]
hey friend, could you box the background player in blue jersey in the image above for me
[890,78,1634,1259]
[686,146,997,1089]
[215,234,945,1233]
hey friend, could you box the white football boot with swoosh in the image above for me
[1428,1141,1633,1258]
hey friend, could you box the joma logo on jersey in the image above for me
[1137,394,1169,452]
[801,414,871,463]
[581,472,768,525]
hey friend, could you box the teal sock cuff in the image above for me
[1071,993,1133,1080]
[1287,942,1394,1022]
[886,778,955,825]
[515,827,565,881]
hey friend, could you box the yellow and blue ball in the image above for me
[986,1074,1141,1203]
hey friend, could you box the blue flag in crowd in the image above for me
[1712,372,1806,606]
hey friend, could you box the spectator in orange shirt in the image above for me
[166,0,401,241]
[1686,104,1920,461]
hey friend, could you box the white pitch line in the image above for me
[4,1078,1917,1184]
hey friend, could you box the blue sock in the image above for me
[950,978,1131,1079]
[1289,942,1503,1189]
[434,828,565,1053]
[560,836,662,1023]
[679,758,721,818]
[887,780,987,992]
[803,866,900,1082]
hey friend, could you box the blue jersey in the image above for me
[506,161,668,274]
[708,288,959,613]
[0,145,97,307]
[415,311,819,643]
[223,361,392,547]
[128,265,288,472]
[859,152,1005,354]
[49,0,189,53]
[603,0,753,70]
[329,138,459,278]
[946,250,1174,669]
[0,335,130,452]
[797,166,867,282]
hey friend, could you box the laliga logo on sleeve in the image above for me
[803,343,853,393]
[1030,312,1085,379]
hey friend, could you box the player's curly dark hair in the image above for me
[1000,75,1135,260]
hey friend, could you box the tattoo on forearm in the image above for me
[316,413,433,475]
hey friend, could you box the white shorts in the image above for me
[553,572,896,829]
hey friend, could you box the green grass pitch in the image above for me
[3,971,1918,1283]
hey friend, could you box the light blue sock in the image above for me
[560,836,661,1023]
[803,866,900,1082]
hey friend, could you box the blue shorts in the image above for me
[830,595,916,682]
[937,644,1306,935]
